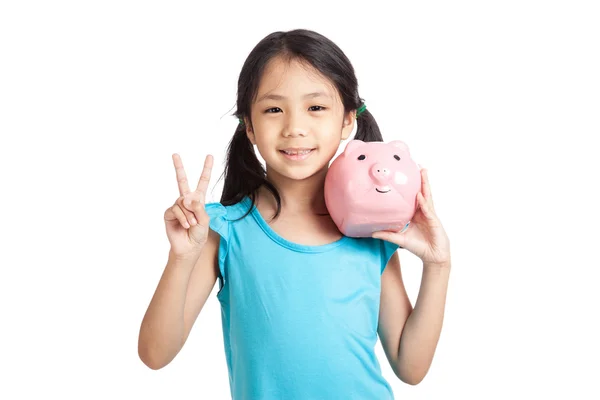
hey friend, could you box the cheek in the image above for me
[320,127,344,149]
[254,139,275,161]
[250,116,279,137]
[322,133,341,148]
[251,126,278,148]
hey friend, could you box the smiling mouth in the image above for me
[375,188,391,193]
[278,148,315,161]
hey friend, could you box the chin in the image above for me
[267,155,329,181]
[274,165,326,181]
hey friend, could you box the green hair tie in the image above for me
[238,117,244,125]
[356,103,367,118]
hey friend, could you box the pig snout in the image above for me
[369,163,392,184]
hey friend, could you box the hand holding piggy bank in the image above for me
[324,139,422,238]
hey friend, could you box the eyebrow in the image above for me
[256,91,331,103]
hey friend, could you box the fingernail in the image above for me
[190,218,197,225]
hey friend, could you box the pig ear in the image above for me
[389,140,410,153]
[344,139,365,156]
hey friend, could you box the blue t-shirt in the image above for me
[205,196,399,400]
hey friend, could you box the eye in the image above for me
[265,107,281,113]
[357,155,366,160]
[309,105,326,111]
[394,155,401,161]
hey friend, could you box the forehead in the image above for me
[255,56,339,101]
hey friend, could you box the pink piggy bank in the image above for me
[324,139,422,238]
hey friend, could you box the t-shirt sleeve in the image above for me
[205,202,230,294]
[379,239,400,274]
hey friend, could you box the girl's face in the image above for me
[245,56,355,182]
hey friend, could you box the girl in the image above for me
[138,29,451,399]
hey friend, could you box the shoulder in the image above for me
[203,199,254,291]
[204,198,255,246]
[205,197,253,223]
[345,237,400,274]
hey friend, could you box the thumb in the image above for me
[372,231,404,247]
[183,197,200,211]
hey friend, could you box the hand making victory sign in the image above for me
[164,153,214,258]
[372,168,451,268]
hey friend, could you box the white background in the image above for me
[1,0,599,399]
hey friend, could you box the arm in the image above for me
[378,253,451,385]
[137,228,220,370]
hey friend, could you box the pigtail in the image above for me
[354,107,384,142]
[219,122,282,219]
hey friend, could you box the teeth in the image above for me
[283,149,312,155]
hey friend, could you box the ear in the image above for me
[343,139,365,156]
[245,117,256,145]
[341,111,354,141]
[389,140,409,153]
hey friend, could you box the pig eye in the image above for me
[357,155,366,160]
[394,155,401,161]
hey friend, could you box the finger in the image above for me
[421,168,435,213]
[417,192,435,220]
[421,168,431,200]
[177,197,198,226]
[172,153,191,196]
[171,204,191,229]
[182,197,210,226]
[194,154,214,203]
[372,230,405,247]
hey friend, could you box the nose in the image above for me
[370,163,391,184]
[283,113,308,138]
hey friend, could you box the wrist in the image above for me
[168,248,202,265]
[423,259,451,270]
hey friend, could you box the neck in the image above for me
[260,166,329,215]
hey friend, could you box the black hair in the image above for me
[218,29,384,219]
